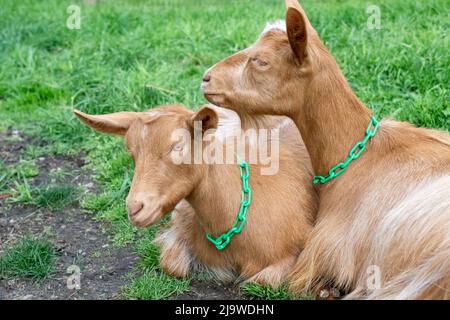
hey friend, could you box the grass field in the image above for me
[0,0,449,299]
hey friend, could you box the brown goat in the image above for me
[202,0,450,299]
[74,104,317,286]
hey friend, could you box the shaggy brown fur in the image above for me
[202,0,450,299]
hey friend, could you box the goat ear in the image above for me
[285,1,309,60]
[190,106,218,132]
[285,0,306,12]
[73,109,139,135]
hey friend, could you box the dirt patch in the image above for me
[0,129,138,300]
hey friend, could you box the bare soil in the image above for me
[0,129,139,299]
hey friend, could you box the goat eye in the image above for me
[172,144,183,152]
[251,57,268,67]
[257,59,268,67]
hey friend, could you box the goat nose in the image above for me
[128,202,144,217]
[202,73,211,82]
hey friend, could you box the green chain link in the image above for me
[206,161,252,250]
[313,116,379,185]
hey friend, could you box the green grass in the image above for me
[14,160,40,179]
[122,267,190,300]
[0,160,39,192]
[241,283,294,300]
[1,160,79,209]
[0,0,448,299]
[31,184,79,210]
[4,182,79,210]
[0,144,80,209]
[0,238,56,281]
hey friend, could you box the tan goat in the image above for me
[202,0,450,299]
[74,104,317,286]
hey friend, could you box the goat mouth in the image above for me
[131,207,163,228]
[203,92,223,97]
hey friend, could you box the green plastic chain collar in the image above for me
[206,161,252,250]
[313,116,379,185]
